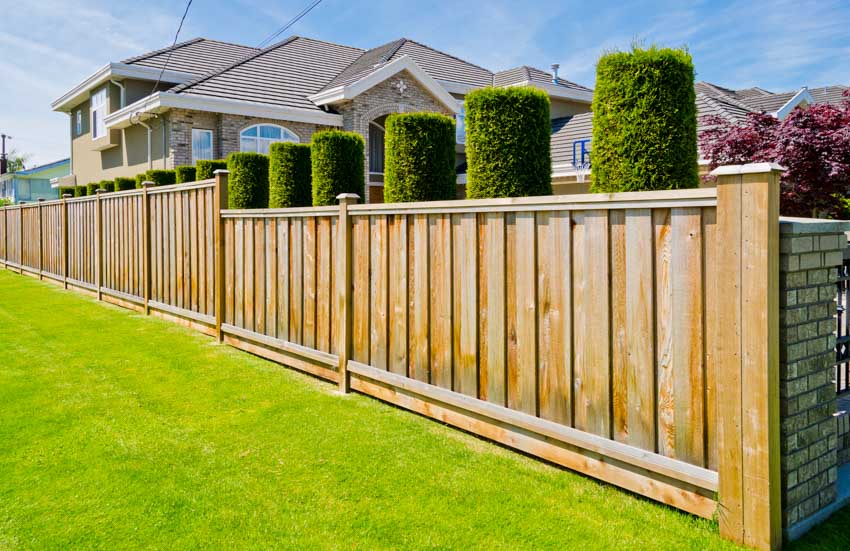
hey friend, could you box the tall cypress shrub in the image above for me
[269,143,312,208]
[311,130,365,206]
[196,160,228,180]
[465,86,552,198]
[590,46,698,192]
[384,112,456,202]
[227,152,269,209]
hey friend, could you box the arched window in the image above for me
[240,124,299,154]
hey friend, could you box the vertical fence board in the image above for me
[452,213,478,397]
[303,217,316,348]
[277,219,290,340]
[290,218,303,344]
[479,213,506,405]
[388,215,409,376]
[352,217,370,364]
[370,216,388,370]
[316,217,332,352]
[655,208,674,455]
[410,214,430,382]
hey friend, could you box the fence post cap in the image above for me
[95,188,106,194]
[213,169,230,175]
[37,198,45,202]
[142,181,156,188]
[336,193,360,203]
[61,194,72,199]
[710,162,786,177]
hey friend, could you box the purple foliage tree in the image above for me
[699,90,850,217]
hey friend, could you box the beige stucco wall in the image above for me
[550,98,591,118]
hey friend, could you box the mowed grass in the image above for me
[0,268,827,549]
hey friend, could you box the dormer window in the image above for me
[91,89,107,140]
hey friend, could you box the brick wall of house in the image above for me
[778,220,846,534]
[167,108,330,170]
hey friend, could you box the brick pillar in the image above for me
[778,218,848,536]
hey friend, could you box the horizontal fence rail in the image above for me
[0,168,783,550]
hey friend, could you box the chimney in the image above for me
[551,63,560,85]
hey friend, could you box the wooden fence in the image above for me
[0,165,784,550]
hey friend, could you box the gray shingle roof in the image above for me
[122,38,260,76]
[550,113,593,165]
[322,38,494,91]
[696,92,754,125]
[171,36,364,111]
[697,81,848,115]
[494,66,591,92]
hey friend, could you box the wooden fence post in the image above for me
[37,198,44,279]
[18,203,24,270]
[214,170,229,342]
[95,189,104,300]
[62,194,70,289]
[714,163,782,551]
[336,193,359,393]
[142,182,154,315]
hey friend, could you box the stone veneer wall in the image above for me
[167,108,329,170]
[778,218,849,536]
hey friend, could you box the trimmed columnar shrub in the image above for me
[135,173,146,189]
[196,159,228,180]
[114,177,136,191]
[86,182,99,195]
[384,112,456,202]
[269,142,312,208]
[226,152,270,209]
[311,130,365,206]
[75,185,87,197]
[98,180,114,192]
[58,186,75,197]
[465,86,552,198]
[145,169,176,186]
[591,46,698,192]
[175,165,197,184]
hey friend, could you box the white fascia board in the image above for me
[502,80,594,104]
[308,56,461,114]
[51,62,194,112]
[106,92,344,129]
[773,88,816,120]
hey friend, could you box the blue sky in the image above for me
[1,0,849,165]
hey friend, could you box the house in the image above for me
[51,36,593,202]
[549,81,849,192]
[0,158,69,204]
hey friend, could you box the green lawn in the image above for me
[0,269,842,550]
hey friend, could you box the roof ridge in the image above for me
[170,36,300,94]
[121,37,205,64]
[381,38,408,63]
[190,37,260,50]
[291,35,365,52]
[395,38,494,76]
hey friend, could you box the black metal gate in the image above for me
[836,257,850,394]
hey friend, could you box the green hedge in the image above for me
[98,180,114,192]
[135,173,146,189]
[145,169,176,186]
[269,143,312,208]
[196,159,228,180]
[226,152,269,209]
[58,186,75,197]
[175,165,197,184]
[590,46,698,192]
[465,86,552,198]
[114,177,136,191]
[86,182,100,195]
[75,185,87,197]
[311,130,364,206]
[384,112,456,202]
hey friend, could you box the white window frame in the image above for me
[90,89,107,140]
[239,124,299,154]
[368,120,385,176]
[192,128,214,164]
[455,102,465,144]
[75,110,82,136]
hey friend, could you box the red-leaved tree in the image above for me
[699,90,850,217]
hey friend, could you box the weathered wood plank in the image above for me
[254,219,266,335]
[611,209,628,440]
[316,217,332,352]
[234,218,244,329]
[655,208,674,456]
[510,212,535,414]
[478,213,506,405]
[452,213,478,397]
[266,219,277,338]
[703,207,719,471]
[370,216,389,370]
[277,219,290,340]
[352,217,370,364]
[537,210,571,425]
[302,217,316,348]
[410,214,430,382]
[289,218,303,344]
[388,215,408,376]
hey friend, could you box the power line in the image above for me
[148,0,194,98]
[257,0,324,49]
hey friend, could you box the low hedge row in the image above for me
[74,186,87,197]
[114,177,136,191]
[269,143,312,208]
[146,169,176,186]
[175,165,197,184]
[58,186,75,197]
[227,152,269,209]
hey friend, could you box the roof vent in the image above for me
[551,63,560,85]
